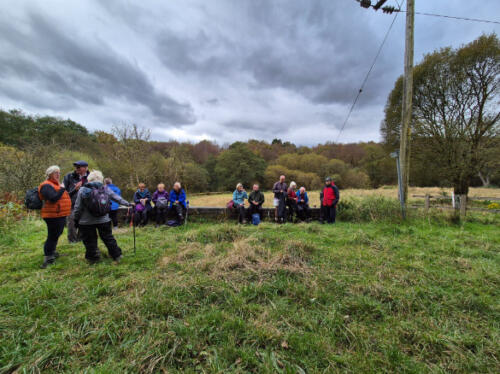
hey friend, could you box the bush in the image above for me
[337,197,401,222]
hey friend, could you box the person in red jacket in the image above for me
[320,177,339,224]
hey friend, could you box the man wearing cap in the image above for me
[321,177,340,224]
[63,161,89,242]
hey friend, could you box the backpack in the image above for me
[252,213,261,226]
[86,185,111,217]
[25,188,43,210]
[226,200,234,209]
[156,197,169,209]
[135,203,145,212]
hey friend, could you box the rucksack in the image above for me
[226,200,234,209]
[252,213,261,226]
[86,185,111,217]
[25,188,43,210]
[156,197,169,209]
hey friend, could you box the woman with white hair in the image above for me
[73,170,133,264]
[232,182,248,224]
[169,182,187,225]
[38,165,72,268]
[286,181,298,222]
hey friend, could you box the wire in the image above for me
[400,10,500,25]
[335,1,404,143]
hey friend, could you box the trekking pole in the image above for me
[184,201,189,227]
[128,207,136,255]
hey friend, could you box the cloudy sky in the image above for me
[1,0,499,145]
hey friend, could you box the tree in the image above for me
[382,34,500,195]
[214,142,266,190]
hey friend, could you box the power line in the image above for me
[335,1,404,143]
[401,10,500,25]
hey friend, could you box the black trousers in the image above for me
[134,210,149,226]
[109,210,119,227]
[321,205,336,223]
[80,221,122,261]
[155,207,168,224]
[297,203,311,220]
[248,204,263,219]
[286,200,298,221]
[234,204,246,223]
[43,217,66,257]
[170,204,186,223]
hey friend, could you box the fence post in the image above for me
[424,194,430,213]
[460,194,467,218]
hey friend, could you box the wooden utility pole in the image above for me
[399,0,415,210]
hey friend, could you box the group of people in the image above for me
[36,160,339,269]
[36,160,187,269]
[231,175,339,224]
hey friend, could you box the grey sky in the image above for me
[0,0,498,145]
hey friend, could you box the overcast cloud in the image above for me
[0,0,499,145]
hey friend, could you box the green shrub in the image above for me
[337,197,401,223]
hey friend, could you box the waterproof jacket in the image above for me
[74,182,131,225]
[106,184,121,211]
[272,181,288,199]
[287,188,297,201]
[133,189,152,210]
[248,190,265,206]
[152,190,170,207]
[63,170,89,206]
[169,189,187,208]
[232,189,248,206]
[38,179,72,219]
[322,183,339,207]
[296,191,309,205]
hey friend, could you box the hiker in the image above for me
[63,160,89,243]
[296,187,311,221]
[152,183,169,227]
[232,183,248,224]
[169,182,187,224]
[38,165,72,269]
[320,177,340,224]
[104,177,121,229]
[133,183,152,226]
[272,175,287,223]
[248,183,265,220]
[73,170,133,264]
[286,181,298,222]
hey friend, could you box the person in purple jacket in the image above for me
[152,183,169,227]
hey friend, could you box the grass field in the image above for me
[0,216,499,373]
[189,186,500,208]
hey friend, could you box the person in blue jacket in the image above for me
[133,183,152,226]
[296,187,311,222]
[169,182,187,224]
[104,177,121,228]
[232,183,248,224]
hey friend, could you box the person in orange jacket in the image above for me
[38,165,72,268]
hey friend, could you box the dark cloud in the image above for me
[0,11,195,124]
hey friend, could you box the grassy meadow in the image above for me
[189,186,500,208]
[0,213,499,373]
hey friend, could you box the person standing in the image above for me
[63,160,89,242]
[152,183,170,227]
[248,184,265,220]
[104,177,121,229]
[272,175,287,223]
[169,182,187,224]
[38,165,72,268]
[296,187,311,222]
[321,177,340,224]
[232,183,248,224]
[73,170,133,264]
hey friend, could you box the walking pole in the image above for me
[128,207,136,255]
[184,201,189,226]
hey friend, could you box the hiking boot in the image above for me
[40,256,55,269]
[113,255,122,264]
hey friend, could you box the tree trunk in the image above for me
[453,177,470,196]
[478,171,490,187]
